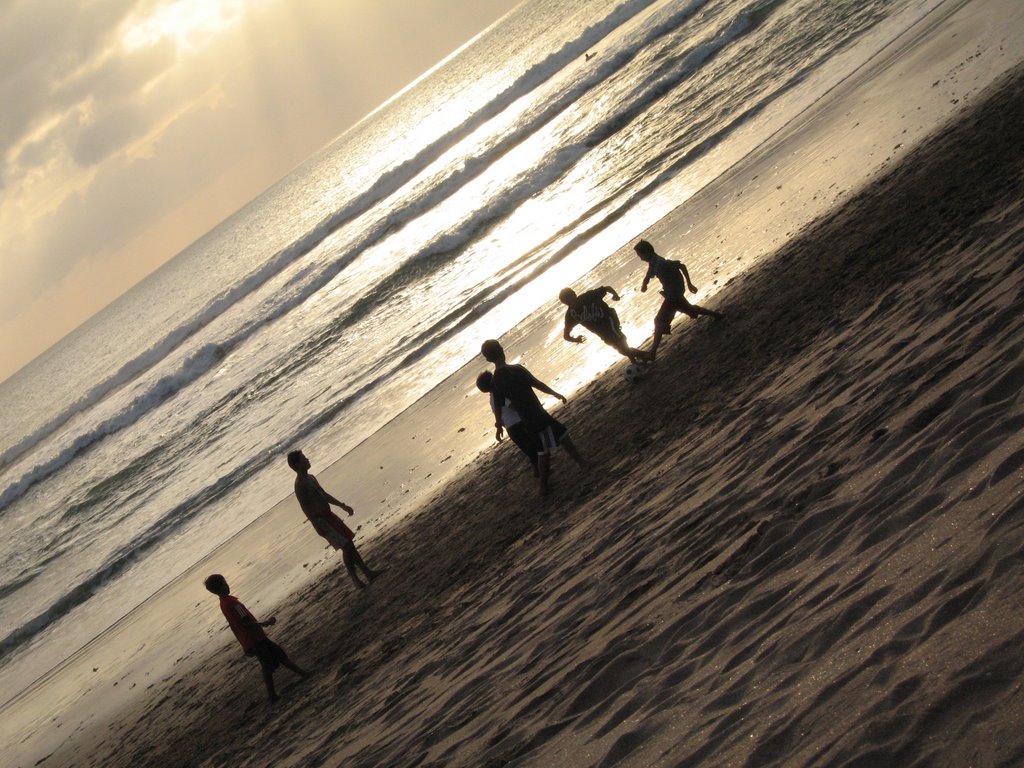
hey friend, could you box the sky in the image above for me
[0,0,522,382]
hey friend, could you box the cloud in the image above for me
[71,102,148,166]
[57,36,178,107]
[0,91,247,321]
[62,40,178,165]
[3,22,177,185]
[0,1,221,320]
[0,0,141,159]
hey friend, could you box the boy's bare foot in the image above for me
[633,349,655,363]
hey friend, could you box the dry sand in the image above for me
[46,57,1024,768]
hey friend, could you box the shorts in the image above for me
[533,416,569,456]
[249,638,289,673]
[506,422,538,465]
[654,295,696,334]
[587,310,628,348]
[317,512,356,549]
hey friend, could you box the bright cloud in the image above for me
[121,0,249,52]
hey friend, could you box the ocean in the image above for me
[0,0,948,743]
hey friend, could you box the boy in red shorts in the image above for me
[634,239,724,360]
[203,573,307,702]
[287,450,383,590]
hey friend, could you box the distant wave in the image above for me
[0,343,227,509]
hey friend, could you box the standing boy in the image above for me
[287,450,382,590]
[558,286,650,364]
[634,239,723,360]
[203,573,307,703]
[480,339,588,495]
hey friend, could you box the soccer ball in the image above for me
[624,363,644,383]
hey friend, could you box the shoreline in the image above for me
[46,54,1024,767]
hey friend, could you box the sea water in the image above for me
[0,0,947,731]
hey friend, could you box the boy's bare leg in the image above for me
[340,542,367,589]
[538,453,551,496]
[560,437,589,469]
[611,338,640,364]
[647,330,665,361]
[353,545,383,582]
[632,347,654,362]
[278,649,308,677]
[261,664,278,702]
[693,304,724,319]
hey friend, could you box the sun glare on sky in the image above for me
[121,0,249,52]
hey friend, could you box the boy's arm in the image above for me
[563,307,584,343]
[296,478,334,524]
[640,265,655,292]
[232,604,277,630]
[677,262,698,293]
[526,370,567,403]
[600,285,621,301]
[563,321,584,344]
[312,476,353,513]
[489,394,505,441]
[241,615,277,629]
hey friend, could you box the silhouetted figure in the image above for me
[287,450,382,590]
[558,286,649,364]
[204,573,308,703]
[634,239,723,360]
[480,339,588,495]
[476,370,538,475]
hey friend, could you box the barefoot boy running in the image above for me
[634,239,723,360]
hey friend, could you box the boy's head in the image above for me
[557,288,578,307]
[287,449,310,472]
[204,574,230,596]
[480,339,505,364]
[634,239,655,261]
[475,371,494,392]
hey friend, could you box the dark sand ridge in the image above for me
[58,63,1024,768]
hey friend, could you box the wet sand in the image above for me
[43,52,1024,768]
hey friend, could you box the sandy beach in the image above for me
[31,16,1024,768]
